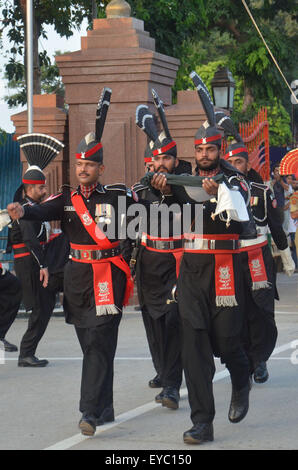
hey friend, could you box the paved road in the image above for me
[0,273,297,452]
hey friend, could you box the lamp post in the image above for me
[211,67,235,113]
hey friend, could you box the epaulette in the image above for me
[59,184,75,192]
[43,193,63,203]
[132,182,149,193]
[104,183,128,192]
[104,183,137,199]
[250,181,269,191]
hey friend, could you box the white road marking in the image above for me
[43,341,295,451]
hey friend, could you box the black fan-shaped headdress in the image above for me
[190,71,222,147]
[13,133,64,202]
[17,133,64,184]
[76,87,112,163]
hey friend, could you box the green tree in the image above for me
[4,52,65,107]
[0,0,93,102]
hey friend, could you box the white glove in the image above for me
[0,210,11,231]
[279,247,295,276]
[212,182,249,227]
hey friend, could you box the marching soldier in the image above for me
[224,141,295,383]
[9,134,64,367]
[151,73,256,445]
[133,90,188,409]
[7,88,134,437]
[0,264,22,352]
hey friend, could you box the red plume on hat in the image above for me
[279,148,298,178]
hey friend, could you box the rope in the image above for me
[241,0,298,104]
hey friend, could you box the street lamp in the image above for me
[211,67,235,112]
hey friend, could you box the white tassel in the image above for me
[96,304,120,316]
[216,296,238,307]
[252,281,271,291]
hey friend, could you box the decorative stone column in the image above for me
[10,94,68,196]
[56,2,179,187]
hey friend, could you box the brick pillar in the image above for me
[56,17,179,188]
[10,94,69,195]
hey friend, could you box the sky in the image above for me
[0,20,88,133]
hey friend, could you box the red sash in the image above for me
[71,193,133,316]
[247,247,269,290]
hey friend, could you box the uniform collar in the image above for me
[76,182,106,198]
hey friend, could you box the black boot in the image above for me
[148,374,162,388]
[79,412,97,436]
[253,362,269,383]
[161,386,180,410]
[228,383,250,423]
[18,356,49,367]
[0,339,18,352]
[155,389,165,404]
[183,423,214,445]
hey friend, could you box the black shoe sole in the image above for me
[149,381,162,388]
[18,362,48,367]
[183,435,214,445]
[254,374,269,384]
[79,420,96,436]
[162,397,179,410]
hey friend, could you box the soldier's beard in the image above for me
[195,155,220,172]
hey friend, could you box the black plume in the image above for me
[151,89,171,140]
[190,71,215,127]
[95,87,112,142]
[136,105,159,142]
[215,111,242,142]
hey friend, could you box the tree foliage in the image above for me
[0,0,93,97]
[1,0,297,145]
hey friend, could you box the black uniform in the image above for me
[133,182,183,393]
[174,160,255,424]
[21,183,135,419]
[9,197,58,358]
[240,169,287,371]
[0,266,22,342]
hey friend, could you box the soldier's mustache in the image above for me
[156,166,168,173]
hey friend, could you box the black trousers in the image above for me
[0,272,22,339]
[19,284,57,358]
[141,307,161,377]
[75,314,121,416]
[142,305,183,389]
[181,319,249,424]
[177,252,250,424]
[241,245,278,369]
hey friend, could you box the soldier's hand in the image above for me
[40,267,49,288]
[7,203,24,220]
[202,178,219,196]
[151,173,171,194]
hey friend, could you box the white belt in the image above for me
[257,225,268,236]
[239,235,267,248]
